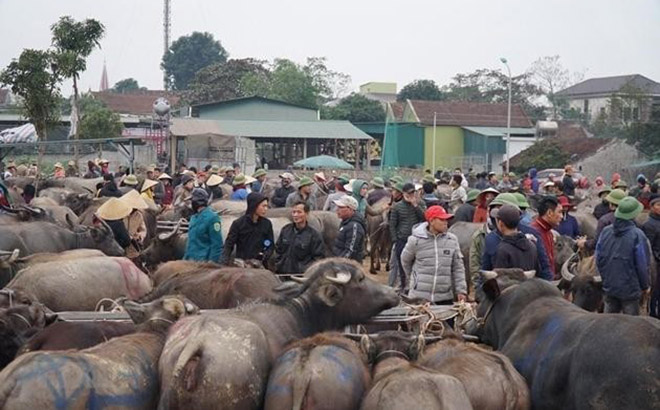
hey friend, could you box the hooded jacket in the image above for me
[350,179,368,217]
[596,219,650,300]
[529,168,539,193]
[493,232,538,271]
[332,213,366,262]
[184,206,223,262]
[402,223,467,303]
[220,192,274,265]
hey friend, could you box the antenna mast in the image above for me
[163,0,171,90]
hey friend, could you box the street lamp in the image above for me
[500,57,512,174]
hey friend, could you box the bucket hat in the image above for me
[614,197,643,220]
[605,189,626,206]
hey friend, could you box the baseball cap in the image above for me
[495,204,521,227]
[333,195,358,211]
[425,205,453,221]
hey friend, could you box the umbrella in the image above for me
[293,155,354,170]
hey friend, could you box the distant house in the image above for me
[359,82,398,103]
[556,74,660,124]
[384,100,535,171]
[91,90,182,116]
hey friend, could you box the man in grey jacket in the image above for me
[401,205,467,304]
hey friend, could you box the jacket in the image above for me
[389,200,425,242]
[162,184,174,206]
[481,230,502,271]
[472,204,488,223]
[105,219,131,249]
[562,175,575,196]
[557,213,580,239]
[367,188,390,206]
[285,190,317,210]
[271,185,295,208]
[275,223,325,274]
[642,213,660,261]
[593,201,609,220]
[469,223,488,286]
[402,223,467,303]
[183,207,223,263]
[220,192,274,264]
[586,211,616,251]
[596,219,650,300]
[231,188,248,201]
[350,179,369,217]
[332,213,366,262]
[519,223,553,280]
[323,190,347,211]
[99,182,122,198]
[529,168,539,193]
[493,232,538,271]
[531,217,556,279]
[453,202,475,223]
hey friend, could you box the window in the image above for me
[623,107,632,122]
[600,107,606,116]
[632,107,640,120]
[583,99,589,114]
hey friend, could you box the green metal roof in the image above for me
[462,126,535,137]
[216,120,373,140]
[625,158,660,169]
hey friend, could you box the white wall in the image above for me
[567,97,610,121]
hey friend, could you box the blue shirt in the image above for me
[184,207,223,262]
[557,214,580,239]
[231,188,248,200]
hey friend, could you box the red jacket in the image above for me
[473,204,488,223]
[531,218,556,279]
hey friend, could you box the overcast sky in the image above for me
[1,0,659,97]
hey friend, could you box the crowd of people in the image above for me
[1,158,657,318]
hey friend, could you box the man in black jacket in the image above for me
[642,195,660,318]
[271,172,295,208]
[493,204,538,271]
[98,174,123,198]
[275,201,325,275]
[221,192,274,266]
[562,165,576,197]
[332,195,366,262]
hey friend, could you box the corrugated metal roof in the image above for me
[170,118,372,140]
[462,126,535,137]
[556,74,660,97]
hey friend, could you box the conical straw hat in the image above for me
[121,189,149,210]
[141,179,158,192]
[96,198,132,221]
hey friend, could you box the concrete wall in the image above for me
[577,139,646,182]
[423,126,464,170]
[568,97,609,121]
[197,99,318,121]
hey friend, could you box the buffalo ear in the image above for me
[45,312,59,326]
[65,213,75,230]
[317,284,343,307]
[359,334,377,362]
[482,278,501,301]
[556,279,571,291]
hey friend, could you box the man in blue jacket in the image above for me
[596,196,650,315]
[184,188,223,262]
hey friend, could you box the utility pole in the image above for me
[163,0,171,90]
[500,57,512,174]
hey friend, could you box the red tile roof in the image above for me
[408,100,533,127]
[388,102,405,121]
[91,91,181,115]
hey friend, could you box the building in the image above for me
[359,82,398,103]
[384,100,534,171]
[192,96,372,170]
[556,74,660,124]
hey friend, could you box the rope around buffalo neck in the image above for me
[376,350,410,362]
[147,317,174,326]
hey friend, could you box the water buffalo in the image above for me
[26,199,79,227]
[37,187,92,215]
[469,270,660,409]
[150,260,221,286]
[360,331,474,410]
[6,256,152,311]
[0,302,55,370]
[157,258,400,410]
[448,221,484,289]
[0,295,199,409]
[137,266,281,309]
[367,199,392,275]
[264,332,370,410]
[0,219,124,257]
[0,288,38,309]
[17,321,136,355]
[419,338,530,410]
[0,248,105,288]
[553,233,576,275]
[559,253,603,312]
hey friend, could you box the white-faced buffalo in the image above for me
[0,302,56,370]
[137,266,280,309]
[0,219,124,257]
[419,337,530,410]
[360,331,474,410]
[157,258,399,410]
[469,270,660,409]
[6,256,152,311]
[17,321,136,355]
[264,332,370,410]
[0,295,198,409]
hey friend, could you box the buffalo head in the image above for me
[554,233,577,275]
[559,255,603,312]
[141,223,186,268]
[121,295,199,331]
[275,258,400,330]
[356,331,429,363]
[65,192,92,215]
[72,219,124,257]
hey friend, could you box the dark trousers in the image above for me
[604,295,640,316]
[395,238,408,290]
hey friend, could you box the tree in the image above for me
[321,93,385,123]
[397,79,445,101]
[77,94,123,140]
[112,78,143,93]
[528,55,583,119]
[187,58,269,104]
[303,57,351,102]
[161,32,228,90]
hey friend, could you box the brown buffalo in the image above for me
[360,331,474,410]
[419,338,530,410]
[137,266,281,309]
[17,321,136,355]
[157,258,399,410]
[0,288,38,309]
[150,260,221,286]
[367,206,392,275]
[264,332,370,410]
[0,295,198,409]
[7,256,152,311]
[0,302,55,369]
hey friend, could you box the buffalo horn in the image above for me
[523,270,536,279]
[290,275,308,283]
[561,257,576,282]
[593,275,602,283]
[480,270,498,281]
[325,271,352,284]
[0,249,19,263]
[158,220,182,241]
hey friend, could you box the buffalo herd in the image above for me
[0,175,658,409]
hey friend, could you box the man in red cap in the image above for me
[401,205,467,303]
[556,196,580,239]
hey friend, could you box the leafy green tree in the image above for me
[0,49,62,171]
[322,93,385,123]
[510,139,571,174]
[78,94,123,140]
[187,58,268,104]
[397,79,445,101]
[112,78,142,93]
[303,57,351,102]
[162,32,228,90]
